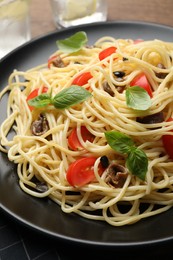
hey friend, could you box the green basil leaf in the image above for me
[27,93,51,108]
[125,86,151,111]
[52,85,92,109]
[105,131,134,154]
[105,131,148,180]
[56,31,88,54]
[126,147,148,180]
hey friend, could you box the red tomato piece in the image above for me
[47,55,58,69]
[72,72,93,86]
[130,73,153,98]
[68,126,94,151]
[26,86,48,111]
[66,157,103,187]
[99,46,117,61]
[162,118,173,159]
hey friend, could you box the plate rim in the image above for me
[1,19,173,62]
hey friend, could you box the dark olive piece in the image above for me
[100,156,109,168]
[113,71,125,78]
[102,81,114,96]
[136,112,164,124]
[31,113,49,136]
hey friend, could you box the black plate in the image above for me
[1,21,173,249]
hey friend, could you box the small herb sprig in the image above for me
[105,131,148,180]
[56,31,88,54]
[125,86,151,111]
[27,85,92,110]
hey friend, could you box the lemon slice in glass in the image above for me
[0,0,29,19]
[63,0,97,21]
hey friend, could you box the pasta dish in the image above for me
[1,31,173,226]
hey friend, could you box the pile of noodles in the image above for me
[1,35,173,226]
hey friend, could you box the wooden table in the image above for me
[30,0,173,39]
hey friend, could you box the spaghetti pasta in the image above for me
[1,33,173,226]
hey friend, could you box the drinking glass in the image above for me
[0,0,31,59]
[50,0,107,28]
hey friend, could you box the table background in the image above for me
[30,0,173,38]
[1,0,173,259]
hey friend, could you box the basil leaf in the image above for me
[105,131,148,180]
[126,148,148,180]
[52,85,92,109]
[56,31,88,54]
[28,93,51,108]
[125,86,151,111]
[105,131,134,154]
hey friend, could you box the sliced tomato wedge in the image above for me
[130,73,153,98]
[162,118,173,159]
[68,126,94,151]
[72,72,93,86]
[99,46,117,61]
[26,86,48,111]
[66,157,103,187]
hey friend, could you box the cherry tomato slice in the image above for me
[72,72,93,86]
[99,46,117,61]
[162,118,173,159]
[68,126,94,151]
[66,157,101,187]
[26,86,48,111]
[130,73,153,98]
